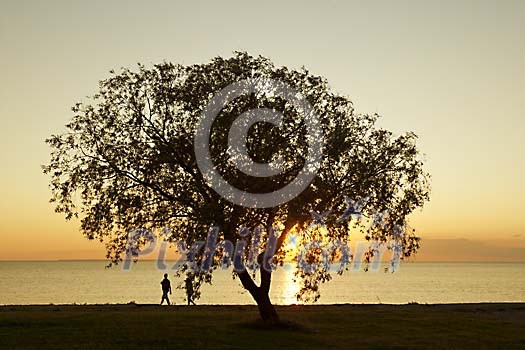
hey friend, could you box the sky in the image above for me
[0,0,524,261]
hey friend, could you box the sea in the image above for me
[0,261,524,305]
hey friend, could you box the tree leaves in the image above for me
[43,52,430,302]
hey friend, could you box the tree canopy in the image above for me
[43,52,430,322]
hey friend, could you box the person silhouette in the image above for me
[185,276,196,306]
[160,273,172,305]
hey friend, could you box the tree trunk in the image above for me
[254,289,279,323]
[229,220,295,325]
[237,269,279,324]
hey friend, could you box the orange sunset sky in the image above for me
[1,0,524,261]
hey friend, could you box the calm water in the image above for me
[0,261,524,305]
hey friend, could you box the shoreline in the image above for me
[2,301,525,308]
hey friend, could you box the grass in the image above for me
[0,303,524,349]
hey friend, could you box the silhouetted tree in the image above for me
[43,52,430,323]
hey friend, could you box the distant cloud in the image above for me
[511,234,523,238]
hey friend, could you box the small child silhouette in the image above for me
[160,273,172,305]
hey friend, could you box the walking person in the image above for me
[160,273,172,305]
[185,276,196,306]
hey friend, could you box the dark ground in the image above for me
[1,303,524,349]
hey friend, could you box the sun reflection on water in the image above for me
[279,264,302,305]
